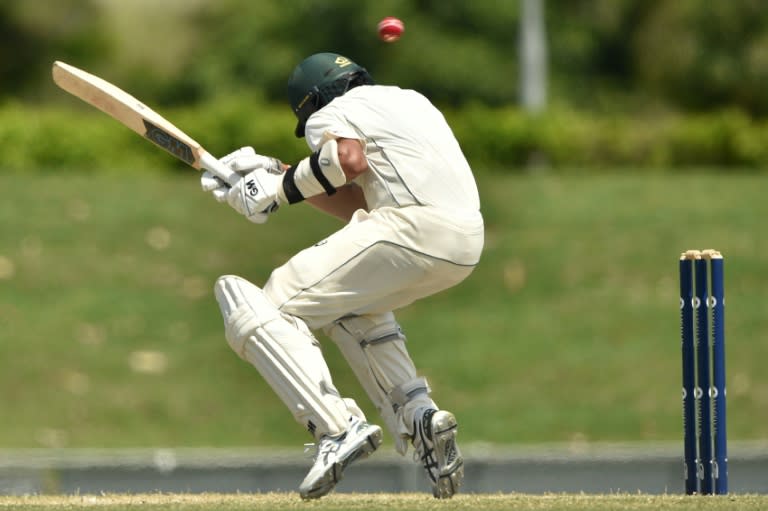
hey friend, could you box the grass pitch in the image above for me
[2,171,768,448]
[1,493,766,511]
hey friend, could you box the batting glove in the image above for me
[201,147,285,224]
[222,146,283,175]
[224,167,283,224]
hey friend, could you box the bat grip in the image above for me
[199,151,241,187]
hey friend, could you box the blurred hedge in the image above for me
[1,97,306,174]
[4,98,767,173]
[448,105,768,170]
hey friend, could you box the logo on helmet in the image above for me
[335,56,352,68]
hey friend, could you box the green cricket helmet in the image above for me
[287,52,374,138]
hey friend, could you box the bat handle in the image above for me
[199,151,241,187]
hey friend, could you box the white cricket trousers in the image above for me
[263,205,484,328]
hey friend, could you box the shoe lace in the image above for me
[302,416,358,461]
[304,432,345,462]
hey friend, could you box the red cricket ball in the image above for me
[378,16,404,43]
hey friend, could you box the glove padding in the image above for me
[201,147,284,224]
[224,167,283,223]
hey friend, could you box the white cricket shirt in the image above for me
[304,85,481,215]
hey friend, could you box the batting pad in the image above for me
[215,275,354,438]
[324,313,436,455]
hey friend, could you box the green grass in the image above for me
[1,171,767,448]
[1,493,766,511]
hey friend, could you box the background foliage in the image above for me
[3,0,767,171]
[5,0,768,116]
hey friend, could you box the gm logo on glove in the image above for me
[246,179,259,196]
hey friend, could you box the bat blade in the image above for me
[51,61,237,185]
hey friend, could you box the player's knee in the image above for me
[214,274,280,358]
[324,312,405,347]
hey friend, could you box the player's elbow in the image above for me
[337,138,368,180]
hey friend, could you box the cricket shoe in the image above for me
[412,408,464,498]
[299,416,383,499]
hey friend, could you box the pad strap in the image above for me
[389,377,431,412]
[279,138,346,204]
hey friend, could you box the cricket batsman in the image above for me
[200,52,484,499]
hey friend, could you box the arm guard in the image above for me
[278,138,347,205]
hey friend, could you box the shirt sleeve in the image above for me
[304,101,363,151]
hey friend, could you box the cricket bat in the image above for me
[51,60,239,186]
